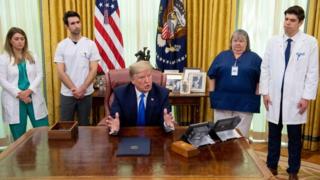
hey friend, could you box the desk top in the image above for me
[0,127,273,180]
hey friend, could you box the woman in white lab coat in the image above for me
[0,27,48,140]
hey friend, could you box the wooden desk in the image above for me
[92,89,208,125]
[0,127,273,180]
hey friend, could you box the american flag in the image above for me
[94,0,125,73]
[161,22,174,40]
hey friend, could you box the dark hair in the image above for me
[63,11,81,26]
[284,5,305,22]
[229,29,251,51]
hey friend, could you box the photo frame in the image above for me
[164,69,179,74]
[183,68,201,81]
[188,72,206,93]
[180,80,191,94]
[165,73,183,92]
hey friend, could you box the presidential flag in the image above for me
[94,0,125,73]
[156,0,187,72]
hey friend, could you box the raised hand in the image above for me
[163,108,175,129]
[106,112,120,135]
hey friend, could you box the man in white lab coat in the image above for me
[260,5,319,180]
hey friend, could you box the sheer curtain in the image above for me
[237,0,308,140]
[118,0,160,67]
[0,0,43,141]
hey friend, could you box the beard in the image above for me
[71,28,81,36]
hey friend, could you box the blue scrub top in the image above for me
[207,50,262,113]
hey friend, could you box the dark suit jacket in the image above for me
[110,82,171,127]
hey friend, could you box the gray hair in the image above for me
[229,29,251,51]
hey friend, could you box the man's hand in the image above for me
[72,86,86,99]
[163,108,175,129]
[106,112,120,135]
[297,98,309,114]
[263,95,272,111]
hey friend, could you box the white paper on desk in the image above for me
[188,134,215,148]
[216,129,241,141]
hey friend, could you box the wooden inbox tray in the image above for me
[171,140,199,158]
[48,121,78,140]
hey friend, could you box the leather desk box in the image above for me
[48,121,78,140]
[171,140,199,158]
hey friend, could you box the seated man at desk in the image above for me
[101,61,175,134]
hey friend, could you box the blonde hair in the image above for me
[129,61,153,78]
[4,27,34,64]
[229,29,251,51]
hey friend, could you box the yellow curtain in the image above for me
[41,0,95,125]
[184,0,236,121]
[303,0,320,151]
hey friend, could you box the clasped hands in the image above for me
[71,86,86,99]
[17,89,32,104]
[105,108,176,135]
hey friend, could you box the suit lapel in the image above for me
[128,84,138,125]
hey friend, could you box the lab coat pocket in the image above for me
[2,94,16,123]
[32,93,48,118]
[295,52,305,62]
[294,53,307,73]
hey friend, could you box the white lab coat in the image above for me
[0,53,48,124]
[259,31,319,125]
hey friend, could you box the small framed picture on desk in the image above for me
[183,68,201,81]
[189,72,206,93]
[165,73,183,92]
[180,80,191,94]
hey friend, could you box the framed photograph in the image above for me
[183,68,201,81]
[172,80,181,93]
[165,73,183,92]
[189,72,206,93]
[180,80,191,94]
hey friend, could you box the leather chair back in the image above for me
[104,68,166,116]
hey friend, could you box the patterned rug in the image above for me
[256,151,320,180]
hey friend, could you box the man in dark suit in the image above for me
[104,61,175,134]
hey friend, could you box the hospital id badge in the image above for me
[231,66,238,76]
